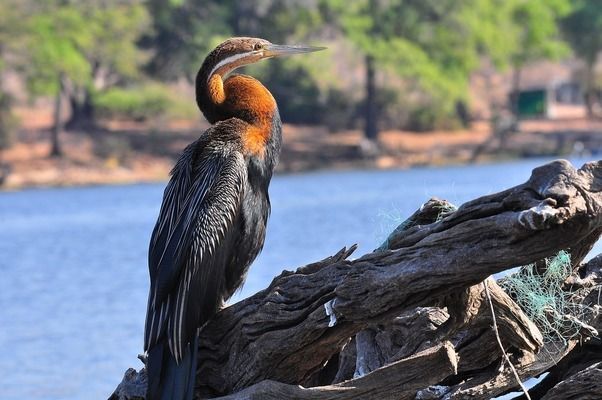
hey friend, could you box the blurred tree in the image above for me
[320,0,491,139]
[507,0,571,120]
[320,0,571,138]
[22,0,149,144]
[0,0,29,153]
[562,0,602,117]
[143,0,231,81]
[23,3,91,155]
[66,1,150,129]
[143,0,321,79]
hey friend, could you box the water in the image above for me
[0,157,599,400]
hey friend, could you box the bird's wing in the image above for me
[144,137,247,361]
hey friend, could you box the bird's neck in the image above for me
[196,72,278,158]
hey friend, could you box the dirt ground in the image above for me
[2,106,601,190]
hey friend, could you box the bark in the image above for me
[584,60,596,119]
[541,362,602,400]
[510,64,522,121]
[50,74,65,158]
[64,86,95,131]
[111,159,602,400]
[364,54,378,142]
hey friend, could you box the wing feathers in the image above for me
[144,139,247,361]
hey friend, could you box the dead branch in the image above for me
[110,159,602,400]
[541,362,602,400]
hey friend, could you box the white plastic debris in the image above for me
[324,299,337,327]
[518,202,559,230]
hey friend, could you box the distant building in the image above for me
[470,59,600,120]
[512,61,585,119]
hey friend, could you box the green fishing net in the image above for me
[434,202,457,221]
[500,251,591,345]
[376,201,457,251]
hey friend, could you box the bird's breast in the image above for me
[221,179,270,299]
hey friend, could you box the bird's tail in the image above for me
[146,336,198,400]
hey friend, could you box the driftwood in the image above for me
[111,159,602,400]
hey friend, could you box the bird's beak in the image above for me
[263,44,326,58]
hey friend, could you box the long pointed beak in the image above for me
[264,44,326,58]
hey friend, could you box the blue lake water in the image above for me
[0,157,599,400]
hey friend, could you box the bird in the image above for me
[143,37,324,400]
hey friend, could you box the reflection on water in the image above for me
[0,157,598,399]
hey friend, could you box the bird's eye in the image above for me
[254,43,264,51]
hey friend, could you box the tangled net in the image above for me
[376,203,595,346]
[434,202,457,221]
[500,251,593,345]
[376,201,458,251]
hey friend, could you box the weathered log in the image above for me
[195,160,602,396]
[428,252,602,400]
[541,362,602,400]
[512,255,602,400]
[338,278,544,381]
[110,368,146,400]
[213,341,458,400]
[110,159,602,400]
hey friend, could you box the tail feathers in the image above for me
[146,337,198,400]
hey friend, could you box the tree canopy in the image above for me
[1,0,599,151]
[561,0,602,116]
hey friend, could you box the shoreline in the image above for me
[2,118,601,191]
[1,152,592,193]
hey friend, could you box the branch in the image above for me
[109,159,602,400]
[213,342,457,400]
[541,362,602,400]
[196,160,602,396]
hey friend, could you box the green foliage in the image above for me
[94,83,197,121]
[509,0,571,66]
[81,2,151,80]
[319,0,481,129]
[407,104,449,132]
[561,0,602,115]
[0,0,31,72]
[143,0,232,80]
[1,0,593,132]
[25,6,92,95]
[323,1,477,105]
[21,1,149,95]
[562,0,602,65]
[144,0,323,80]
[320,0,573,130]
[265,62,324,124]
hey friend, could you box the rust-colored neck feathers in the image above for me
[196,51,277,157]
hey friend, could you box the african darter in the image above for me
[143,37,324,400]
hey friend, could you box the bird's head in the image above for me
[202,37,325,79]
[196,37,325,126]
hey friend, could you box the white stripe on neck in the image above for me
[208,51,253,81]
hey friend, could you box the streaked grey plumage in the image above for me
[144,119,265,362]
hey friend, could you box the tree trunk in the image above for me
[584,61,595,118]
[50,74,64,158]
[64,86,95,132]
[364,55,378,142]
[510,64,521,127]
[111,159,602,400]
